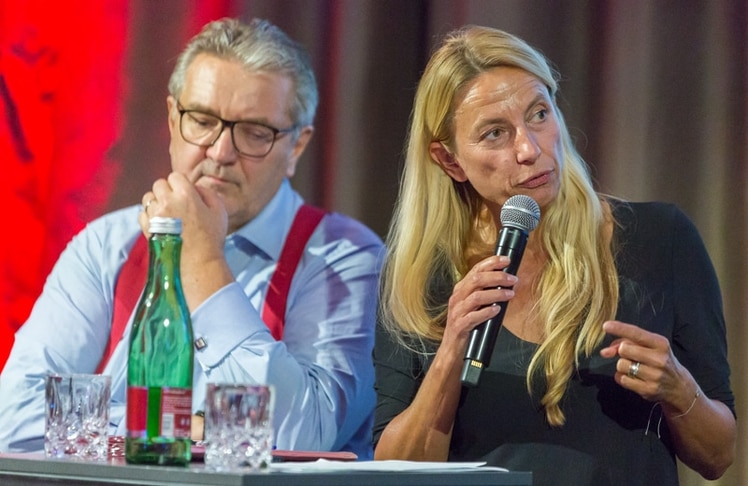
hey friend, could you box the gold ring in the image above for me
[144,198,154,212]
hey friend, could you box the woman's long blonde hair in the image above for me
[381,25,619,426]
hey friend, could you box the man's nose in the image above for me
[206,123,239,163]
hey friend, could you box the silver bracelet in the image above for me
[670,389,701,419]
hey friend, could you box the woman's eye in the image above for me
[532,108,548,122]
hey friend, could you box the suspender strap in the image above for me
[96,236,148,374]
[95,204,325,373]
[262,204,325,340]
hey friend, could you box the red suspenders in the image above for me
[260,205,325,342]
[95,236,147,374]
[95,204,325,373]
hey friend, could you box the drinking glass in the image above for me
[203,383,274,471]
[45,373,111,460]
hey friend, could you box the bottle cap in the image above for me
[148,217,182,235]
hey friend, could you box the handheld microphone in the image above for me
[460,194,540,387]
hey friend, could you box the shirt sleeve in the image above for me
[0,205,384,459]
[190,213,384,459]
[668,206,736,415]
[0,208,139,452]
[372,319,430,448]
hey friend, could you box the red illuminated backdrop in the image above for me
[0,2,128,369]
[0,0,239,370]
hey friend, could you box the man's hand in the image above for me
[139,172,234,310]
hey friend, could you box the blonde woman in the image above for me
[373,25,736,485]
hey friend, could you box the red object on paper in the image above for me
[189,444,358,463]
[271,450,358,462]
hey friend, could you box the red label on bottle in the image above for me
[127,386,191,438]
[126,386,149,436]
[161,388,192,438]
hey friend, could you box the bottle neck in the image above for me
[147,233,183,284]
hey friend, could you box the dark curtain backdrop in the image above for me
[1,1,745,483]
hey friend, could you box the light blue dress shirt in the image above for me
[0,180,384,459]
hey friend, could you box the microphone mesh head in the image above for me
[500,195,541,232]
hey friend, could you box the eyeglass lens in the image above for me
[180,111,278,157]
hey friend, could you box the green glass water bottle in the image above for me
[126,217,193,465]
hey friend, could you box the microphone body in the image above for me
[461,195,540,387]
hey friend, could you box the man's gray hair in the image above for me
[168,18,318,127]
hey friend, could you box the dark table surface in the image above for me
[0,453,532,486]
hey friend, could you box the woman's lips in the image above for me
[519,170,551,189]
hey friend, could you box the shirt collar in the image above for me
[230,179,303,262]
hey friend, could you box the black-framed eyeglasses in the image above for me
[177,102,297,158]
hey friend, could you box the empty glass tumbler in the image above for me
[45,373,111,461]
[203,383,274,471]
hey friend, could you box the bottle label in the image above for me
[127,386,192,438]
[161,388,192,437]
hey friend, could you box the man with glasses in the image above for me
[176,102,299,158]
[0,18,383,459]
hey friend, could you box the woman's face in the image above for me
[431,66,563,219]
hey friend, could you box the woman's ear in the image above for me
[429,141,467,182]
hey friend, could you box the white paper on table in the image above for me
[271,459,508,473]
